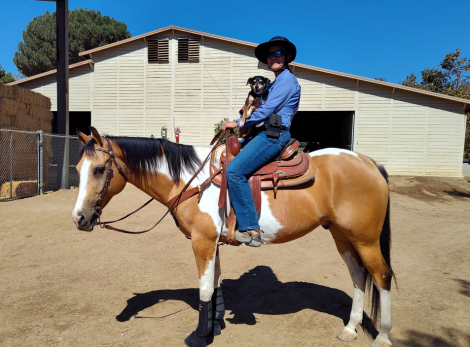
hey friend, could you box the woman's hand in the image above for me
[221,121,238,131]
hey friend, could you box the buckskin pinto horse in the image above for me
[72,127,394,347]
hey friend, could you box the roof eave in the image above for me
[6,59,94,86]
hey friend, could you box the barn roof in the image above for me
[8,25,470,110]
[7,60,93,86]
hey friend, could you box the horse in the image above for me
[72,127,395,347]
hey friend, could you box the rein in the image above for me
[93,130,230,234]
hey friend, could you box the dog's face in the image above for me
[246,76,271,95]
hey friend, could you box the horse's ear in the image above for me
[89,126,103,147]
[76,128,90,145]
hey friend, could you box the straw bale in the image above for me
[0,180,37,199]
[16,88,31,104]
[0,85,18,100]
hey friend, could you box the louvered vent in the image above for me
[147,39,169,63]
[178,38,199,62]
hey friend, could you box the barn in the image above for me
[9,25,469,177]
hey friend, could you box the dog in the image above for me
[239,76,270,136]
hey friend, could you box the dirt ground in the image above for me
[1,173,470,347]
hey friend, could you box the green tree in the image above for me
[401,49,470,99]
[14,9,131,77]
[214,118,239,144]
[0,64,15,84]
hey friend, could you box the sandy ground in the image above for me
[1,172,470,347]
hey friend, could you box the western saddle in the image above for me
[212,132,316,245]
[167,131,316,246]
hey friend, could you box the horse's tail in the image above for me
[365,164,396,326]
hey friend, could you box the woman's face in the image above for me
[267,46,287,71]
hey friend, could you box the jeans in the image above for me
[226,130,291,231]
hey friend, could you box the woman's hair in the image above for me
[285,64,293,73]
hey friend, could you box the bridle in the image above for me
[87,130,229,234]
[92,138,128,225]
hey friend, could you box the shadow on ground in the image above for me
[454,278,470,297]
[400,328,470,347]
[116,265,378,338]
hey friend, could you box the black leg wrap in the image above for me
[195,300,213,337]
[184,331,207,347]
[211,287,225,336]
[212,287,225,320]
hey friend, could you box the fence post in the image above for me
[61,136,69,189]
[9,131,13,199]
[37,131,44,195]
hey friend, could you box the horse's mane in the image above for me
[78,136,201,185]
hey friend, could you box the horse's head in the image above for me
[72,127,127,231]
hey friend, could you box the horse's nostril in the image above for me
[77,214,85,226]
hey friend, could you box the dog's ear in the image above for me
[265,78,271,85]
[246,78,253,85]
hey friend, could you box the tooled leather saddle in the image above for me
[212,131,316,245]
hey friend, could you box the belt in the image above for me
[254,123,289,131]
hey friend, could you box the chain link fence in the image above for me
[0,129,83,201]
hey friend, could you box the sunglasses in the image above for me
[267,50,287,59]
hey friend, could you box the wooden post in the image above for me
[56,0,69,136]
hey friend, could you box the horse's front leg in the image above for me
[212,247,225,336]
[184,235,219,347]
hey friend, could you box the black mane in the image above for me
[78,136,201,185]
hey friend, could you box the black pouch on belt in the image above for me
[266,114,282,139]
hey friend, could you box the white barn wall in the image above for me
[14,31,466,177]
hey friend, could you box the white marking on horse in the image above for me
[199,244,218,302]
[72,158,91,222]
[258,192,283,244]
[375,286,392,345]
[309,148,359,158]
[340,251,366,337]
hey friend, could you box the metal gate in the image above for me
[0,129,83,201]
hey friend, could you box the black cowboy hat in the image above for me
[255,36,297,65]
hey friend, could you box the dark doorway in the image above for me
[52,111,91,135]
[290,111,354,152]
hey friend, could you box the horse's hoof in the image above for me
[337,327,357,342]
[213,320,221,336]
[371,336,392,347]
[184,331,207,347]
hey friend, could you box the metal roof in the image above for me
[9,25,470,110]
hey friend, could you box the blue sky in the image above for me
[1,0,469,84]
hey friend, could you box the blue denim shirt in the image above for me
[237,69,301,129]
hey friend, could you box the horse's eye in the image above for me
[94,166,105,175]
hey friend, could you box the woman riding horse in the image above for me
[222,36,301,247]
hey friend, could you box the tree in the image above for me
[13,9,131,77]
[400,49,470,159]
[400,49,470,99]
[0,64,15,84]
[214,118,239,144]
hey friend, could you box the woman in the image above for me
[221,36,301,247]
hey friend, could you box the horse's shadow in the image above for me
[116,265,378,337]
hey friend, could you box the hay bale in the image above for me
[0,180,37,199]
[0,85,18,100]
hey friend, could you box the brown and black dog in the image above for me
[239,76,270,136]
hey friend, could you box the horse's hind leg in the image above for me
[330,225,366,342]
[353,241,393,347]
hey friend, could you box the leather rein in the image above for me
[91,130,229,234]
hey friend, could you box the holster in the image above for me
[266,114,282,139]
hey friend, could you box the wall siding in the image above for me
[15,32,466,177]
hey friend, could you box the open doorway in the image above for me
[290,111,354,152]
[52,111,91,136]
